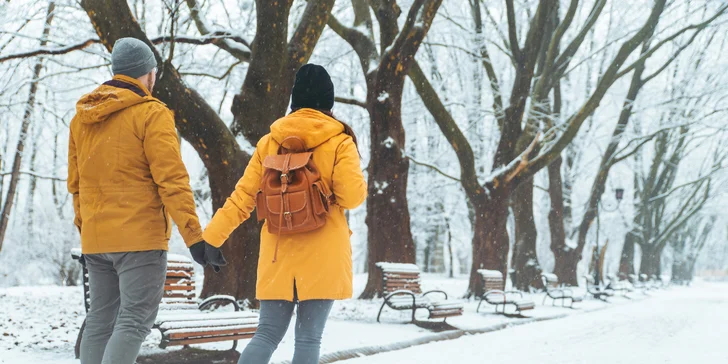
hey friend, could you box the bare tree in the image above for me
[0,1,55,252]
[328,0,443,298]
[409,0,726,296]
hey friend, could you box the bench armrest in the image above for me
[504,290,524,298]
[199,295,240,312]
[422,290,448,300]
[484,290,506,303]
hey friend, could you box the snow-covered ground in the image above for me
[2,275,724,363]
[339,281,728,364]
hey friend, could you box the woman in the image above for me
[202,64,367,364]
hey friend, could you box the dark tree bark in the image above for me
[230,0,335,142]
[511,180,542,290]
[638,245,661,277]
[618,232,636,277]
[548,156,581,286]
[0,1,55,251]
[329,0,443,298]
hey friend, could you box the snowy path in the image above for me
[340,283,728,364]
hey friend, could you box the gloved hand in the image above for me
[189,241,227,272]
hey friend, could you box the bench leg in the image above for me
[75,318,86,359]
[376,301,388,323]
[476,298,484,313]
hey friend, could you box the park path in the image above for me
[339,282,728,364]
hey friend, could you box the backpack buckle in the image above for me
[280,173,290,183]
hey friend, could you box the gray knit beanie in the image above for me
[111,38,158,79]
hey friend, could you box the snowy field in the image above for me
[2,275,726,363]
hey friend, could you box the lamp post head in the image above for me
[615,188,624,202]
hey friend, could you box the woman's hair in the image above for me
[291,108,359,152]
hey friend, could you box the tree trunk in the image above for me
[360,79,416,299]
[355,0,444,299]
[638,245,661,277]
[0,1,54,251]
[467,190,510,297]
[511,178,543,290]
[619,231,637,277]
[547,156,579,284]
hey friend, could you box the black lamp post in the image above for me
[594,188,624,286]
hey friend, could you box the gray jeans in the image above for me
[80,251,167,364]
[238,300,334,364]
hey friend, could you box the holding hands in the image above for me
[189,241,228,272]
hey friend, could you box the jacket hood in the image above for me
[270,109,345,149]
[75,75,152,124]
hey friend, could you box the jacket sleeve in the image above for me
[332,136,367,210]
[67,125,81,232]
[143,105,203,247]
[202,146,263,247]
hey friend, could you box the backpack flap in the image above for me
[262,152,313,172]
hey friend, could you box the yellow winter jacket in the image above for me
[68,75,203,254]
[203,109,367,301]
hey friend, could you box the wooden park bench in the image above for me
[376,262,464,323]
[476,269,534,315]
[541,273,582,308]
[71,250,258,358]
[583,275,614,301]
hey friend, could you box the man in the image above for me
[68,37,226,364]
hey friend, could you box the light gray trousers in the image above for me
[80,251,167,364]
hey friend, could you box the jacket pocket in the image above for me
[162,205,170,238]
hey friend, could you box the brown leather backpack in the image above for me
[256,137,334,261]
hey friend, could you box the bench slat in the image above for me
[164,333,255,347]
[166,326,257,339]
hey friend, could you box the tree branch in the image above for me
[405,155,460,182]
[505,0,521,60]
[335,96,367,109]
[0,32,253,63]
[185,0,252,61]
[327,14,379,74]
[0,170,66,182]
[614,5,727,80]
[287,0,336,74]
[408,60,483,199]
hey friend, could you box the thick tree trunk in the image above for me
[511,178,543,290]
[360,80,416,299]
[0,1,54,251]
[553,249,581,286]
[467,190,510,297]
[356,0,443,299]
[619,231,637,277]
[638,245,661,277]
[547,156,579,284]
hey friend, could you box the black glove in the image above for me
[189,241,207,266]
[205,243,228,272]
[189,241,227,272]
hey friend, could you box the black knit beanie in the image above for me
[291,64,335,111]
